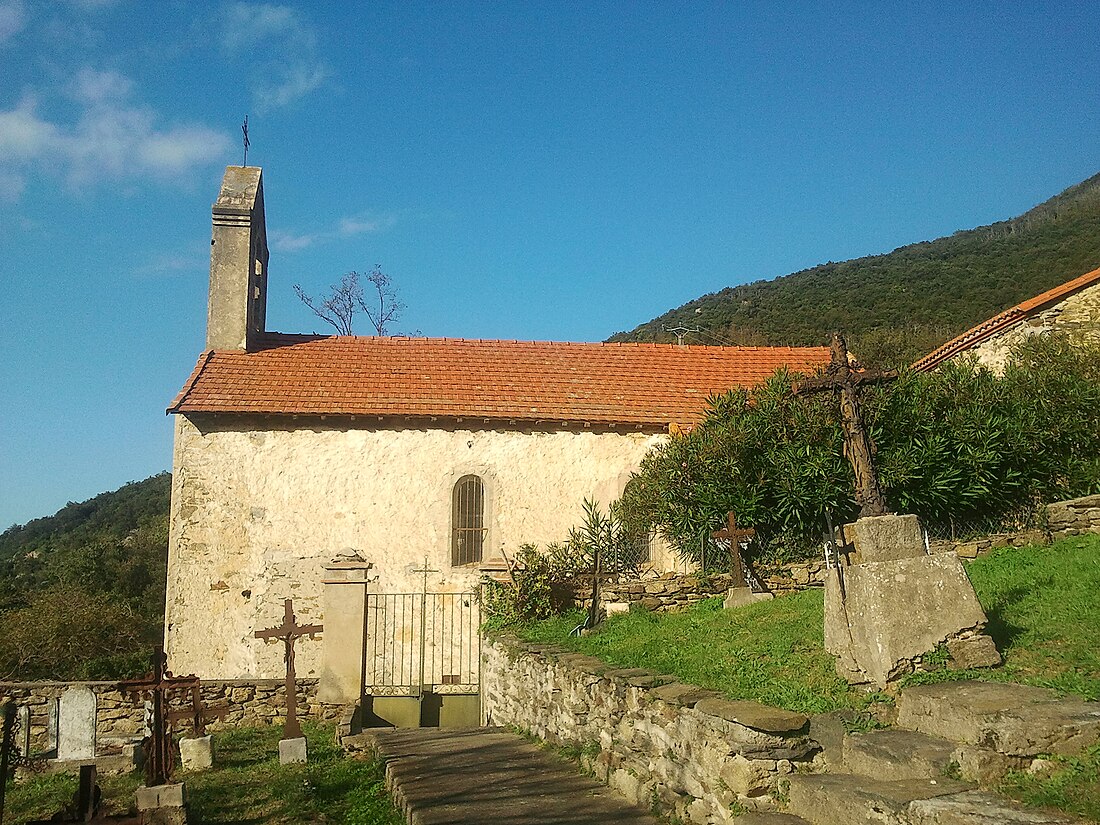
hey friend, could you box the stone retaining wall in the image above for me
[482,634,821,824]
[598,561,827,613]
[0,679,346,757]
[1047,494,1100,541]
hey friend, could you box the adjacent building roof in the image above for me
[168,335,831,428]
[911,266,1100,373]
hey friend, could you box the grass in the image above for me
[2,723,403,825]
[513,533,1100,713]
[998,745,1100,821]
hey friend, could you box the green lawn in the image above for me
[2,724,403,825]
[515,534,1100,713]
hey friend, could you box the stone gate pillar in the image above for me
[318,555,373,704]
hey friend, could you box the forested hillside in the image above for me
[610,172,1100,366]
[0,473,171,679]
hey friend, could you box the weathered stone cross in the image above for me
[255,599,322,740]
[712,511,755,588]
[793,332,897,518]
[119,646,200,786]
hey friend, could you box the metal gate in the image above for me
[362,591,481,697]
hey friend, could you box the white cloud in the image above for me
[133,251,204,278]
[0,70,232,197]
[271,229,319,252]
[273,213,397,252]
[220,2,328,111]
[0,0,26,44]
[71,67,132,104]
[257,63,328,111]
[66,0,122,9]
[220,2,298,51]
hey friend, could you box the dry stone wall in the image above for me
[597,561,827,612]
[482,635,822,824]
[0,679,345,757]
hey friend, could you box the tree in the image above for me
[294,266,407,336]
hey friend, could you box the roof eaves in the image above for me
[167,350,217,414]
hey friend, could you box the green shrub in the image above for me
[622,336,1100,564]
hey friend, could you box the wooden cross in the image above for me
[119,647,199,787]
[166,684,229,738]
[255,599,322,740]
[712,511,756,588]
[793,332,897,518]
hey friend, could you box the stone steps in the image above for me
[783,679,1098,825]
[787,773,972,825]
[897,680,1100,758]
[732,813,811,825]
[786,773,1081,825]
[841,729,959,782]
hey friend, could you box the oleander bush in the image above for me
[621,336,1100,565]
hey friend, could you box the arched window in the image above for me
[451,475,485,566]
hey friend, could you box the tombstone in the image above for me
[56,687,97,761]
[17,705,31,760]
[798,334,1000,687]
[46,697,60,755]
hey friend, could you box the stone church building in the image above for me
[912,265,1100,373]
[165,166,830,706]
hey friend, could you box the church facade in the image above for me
[165,167,830,697]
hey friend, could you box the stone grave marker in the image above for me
[56,686,97,761]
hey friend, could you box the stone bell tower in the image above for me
[206,166,269,351]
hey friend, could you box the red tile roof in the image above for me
[168,335,831,427]
[911,266,1100,373]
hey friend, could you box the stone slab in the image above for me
[279,736,308,764]
[179,735,213,771]
[786,773,972,825]
[848,514,927,564]
[359,727,662,824]
[650,682,720,709]
[908,789,1081,824]
[57,686,97,760]
[843,729,961,781]
[136,782,186,810]
[824,553,990,686]
[724,588,775,609]
[732,815,811,825]
[694,697,808,734]
[946,635,1002,669]
[897,680,1100,757]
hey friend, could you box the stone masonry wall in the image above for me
[482,635,821,824]
[1047,494,1100,541]
[601,496,1100,611]
[965,279,1100,374]
[0,679,346,757]
[597,561,827,613]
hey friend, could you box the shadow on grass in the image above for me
[983,598,1027,652]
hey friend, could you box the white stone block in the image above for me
[279,736,308,764]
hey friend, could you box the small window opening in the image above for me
[452,475,485,566]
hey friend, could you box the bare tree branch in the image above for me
[294,267,407,336]
[359,265,406,336]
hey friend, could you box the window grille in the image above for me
[451,475,485,566]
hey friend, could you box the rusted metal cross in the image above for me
[712,511,755,588]
[255,599,322,740]
[793,332,897,518]
[166,684,229,739]
[119,647,199,787]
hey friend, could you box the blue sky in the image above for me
[1,1,1098,528]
